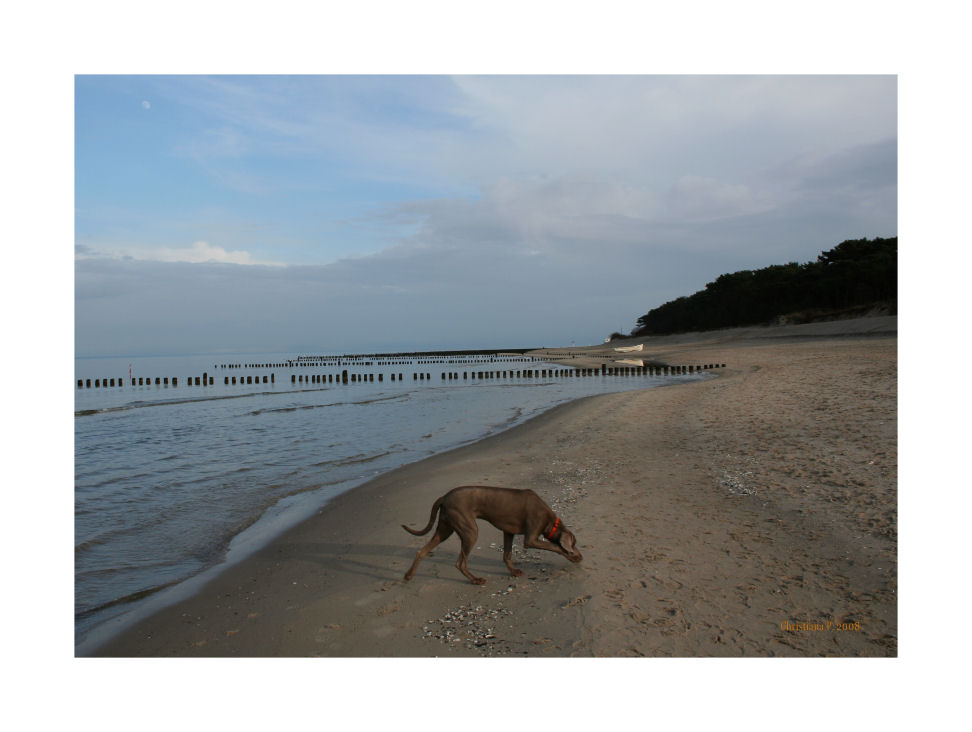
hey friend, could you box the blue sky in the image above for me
[75,74,897,357]
[76,76,474,266]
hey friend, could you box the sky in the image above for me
[75,74,896,357]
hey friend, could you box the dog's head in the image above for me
[558,528,583,563]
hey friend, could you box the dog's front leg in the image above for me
[522,532,571,559]
[503,532,524,577]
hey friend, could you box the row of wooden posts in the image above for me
[224,357,536,368]
[77,363,725,389]
[77,372,229,388]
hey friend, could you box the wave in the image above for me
[308,449,399,470]
[73,384,369,418]
[75,578,184,620]
[76,471,155,491]
[75,390,287,417]
[248,391,411,416]
[75,378,544,418]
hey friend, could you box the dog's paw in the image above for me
[471,577,487,585]
[510,569,524,577]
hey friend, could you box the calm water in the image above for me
[75,351,704,649]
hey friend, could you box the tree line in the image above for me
[628,237,897,337]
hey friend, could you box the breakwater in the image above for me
[77,361,726,389]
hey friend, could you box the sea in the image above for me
[74,350,706,651]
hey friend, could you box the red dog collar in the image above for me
[545,517,561,541]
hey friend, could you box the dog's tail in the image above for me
[401,495,445,536]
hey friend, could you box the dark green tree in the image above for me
[632,237,896,336]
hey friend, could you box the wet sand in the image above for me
[88,318,897,657]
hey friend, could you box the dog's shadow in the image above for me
[268,537,513,585]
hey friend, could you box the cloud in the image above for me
[445,75,897,186]
[154,75,473,196]
[788,138,898,195]
[761,138,898,225]
[662,175,776,222]
[76,240,285,267]
[156,240,275,265]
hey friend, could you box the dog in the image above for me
[401,485,582,585]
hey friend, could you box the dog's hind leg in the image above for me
[404,522,453,581]
[454,520,487,585]
[503,531,524,577]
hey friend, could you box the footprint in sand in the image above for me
[605,588,625,601]
[561,594,592,609]
[644,575,683,591]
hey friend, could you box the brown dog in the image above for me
[402,486,582,585]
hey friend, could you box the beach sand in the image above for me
[88,318,897,657]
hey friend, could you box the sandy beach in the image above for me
[87,317,897,657]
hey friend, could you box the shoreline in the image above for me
[81,390,634,656]
[87,318,897,657]
[75,372,703,652]
[75,390,620,655]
